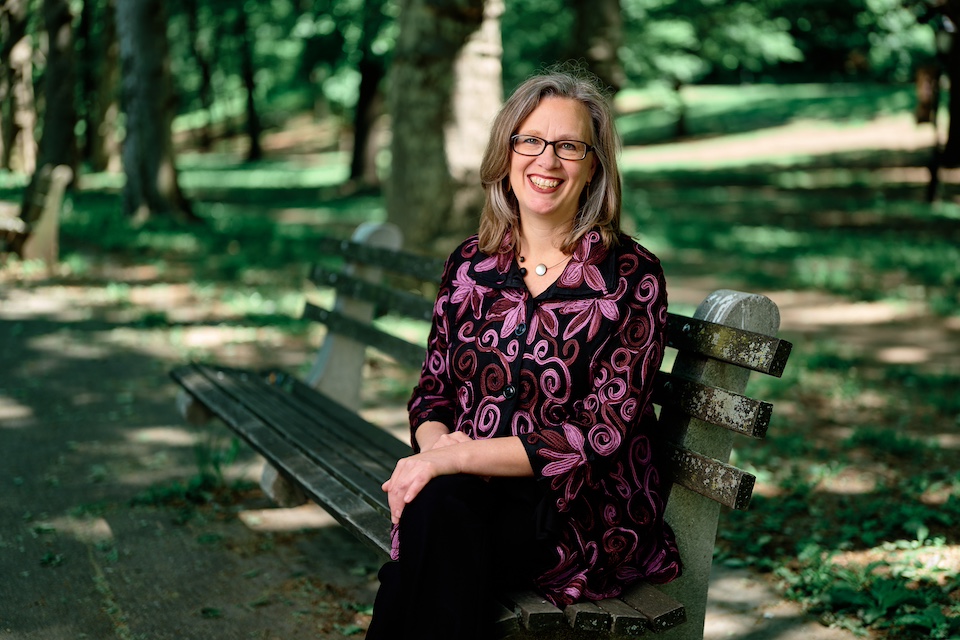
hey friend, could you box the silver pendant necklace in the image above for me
[518,254,570,277]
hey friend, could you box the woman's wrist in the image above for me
[413,421,450,452]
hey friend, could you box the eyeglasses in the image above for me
[511,135,593,161]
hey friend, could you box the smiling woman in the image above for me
[365,66,681,640]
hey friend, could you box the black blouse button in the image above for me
[503,384,516,399]
[514,322,527,337]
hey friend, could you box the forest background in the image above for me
[1,0,959,639]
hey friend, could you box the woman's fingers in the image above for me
[382,456,438,524]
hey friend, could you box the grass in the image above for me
[2,81,958,639]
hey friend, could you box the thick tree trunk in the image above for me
[2,39,35,172]
[79,0,120,172]
[35,0,78,173]
[570,0,625,92]
[446,0,503,238]
[0,0,30,170]
[386,0,502,253]
[14,0,75,243]
[115,0,192,220]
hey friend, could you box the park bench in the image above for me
[170,221,793,639]
[0,163,73,269]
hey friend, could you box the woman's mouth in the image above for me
[529,176,562,190]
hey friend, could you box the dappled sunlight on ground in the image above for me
[239,503,338,533]
[623,114,939,168]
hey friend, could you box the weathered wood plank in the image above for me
[594,597,649,636]
[200,366,393,515]
[563,601,611,632]
[315,235,446,282]
[667,444,756,511]
[502,590,565,632]
[490,601,521,637]
[618,582,686,632]
[302,303,426,369]
[652,371,772,439]
[309,264,436,322]
[665,313,792,377]
[169,365,393,558]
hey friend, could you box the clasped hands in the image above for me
[382,429,472,524]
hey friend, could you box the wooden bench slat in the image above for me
[195,366,396,517]
[275,372,413,461]
[502,590,565,631]
[666,312,792,377]
[309,264,435,321]
[563,600,611,631]
[652,371,772,438]
[666,444,756,510]
[315,235,446,282]
[618,581,686,632]
[303,302,427,369]
[490,601,521,637]
[256,370,409,474]
[170,364,393,558]
[594,597,650,636]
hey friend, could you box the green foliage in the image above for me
[620,0,803,85]
[775,544,960,638]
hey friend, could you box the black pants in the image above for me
[365,475,551,640]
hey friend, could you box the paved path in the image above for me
[1,281,862,639]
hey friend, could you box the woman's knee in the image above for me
[399,474,491,541]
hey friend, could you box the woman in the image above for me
[366,67,681,640]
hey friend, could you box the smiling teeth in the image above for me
[530,176,560,189]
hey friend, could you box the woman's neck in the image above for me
[517,219,569,259]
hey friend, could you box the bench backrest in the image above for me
[303,222,792,640]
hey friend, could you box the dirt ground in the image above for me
[2,114,957,639]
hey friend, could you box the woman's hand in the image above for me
[383,431,533,524]
[422,430,471,451]
[382,447,463,524]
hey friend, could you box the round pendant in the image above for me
[535,263,548,276]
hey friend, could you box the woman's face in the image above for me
[509,96,598,228]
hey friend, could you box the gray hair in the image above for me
[478,65,622,255]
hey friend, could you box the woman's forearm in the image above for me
[448,436,534,478]
[413,421,451,451]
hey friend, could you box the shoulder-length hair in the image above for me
[477,66,622,256]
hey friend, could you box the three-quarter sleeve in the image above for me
[406,257,456,451]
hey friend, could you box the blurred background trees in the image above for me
[0,0,955,242]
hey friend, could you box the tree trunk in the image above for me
[5,37,35,173]
[79,0,120,172]
[185,0,214,152]
[0,0,30,170]
[235,9,262,162]
[15,0,76,237]
[350,0,388,186]
[941,29,959,167]
[387,0,501,253]
[570,0,625,93]
[35,0,78,173]
[446,0,503,239]
[115,0,193,221]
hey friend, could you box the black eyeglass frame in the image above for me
[510,135,594,161]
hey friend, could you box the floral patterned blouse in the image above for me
[400,229,682,605]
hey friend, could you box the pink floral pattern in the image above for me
[403,230,681,605]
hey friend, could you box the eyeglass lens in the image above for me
[512,136,588,160]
